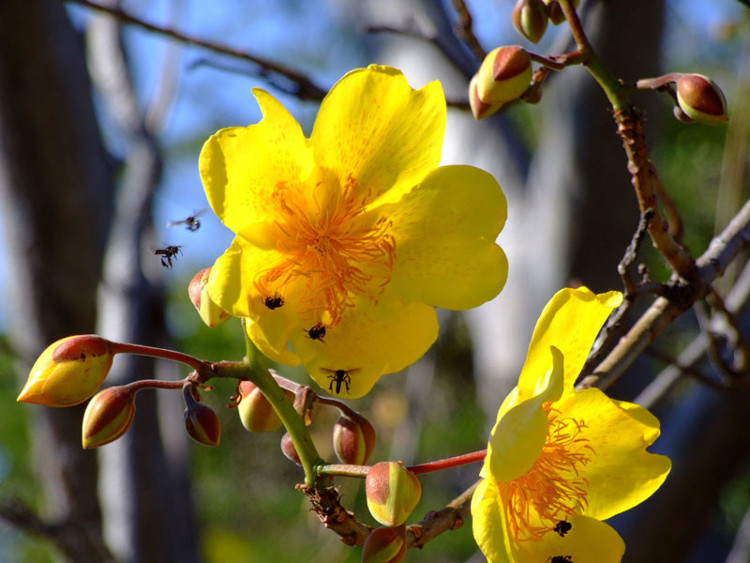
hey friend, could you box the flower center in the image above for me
[254,174,395,328]
[501,404,593,542]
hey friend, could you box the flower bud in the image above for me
[361,525,406,563]
[280,432,302,465]
[81,386,136,449]
[476,46,532,106]
[469,74,502,121]
[188,268,230,328]
[512,0,548,44]
[545,0,579,25]
[675,74,728,125]
[332,413,377,465]
[183,386,221,446]
[236,381,293,433]
[365,462,422,527]
[18,335,114,407]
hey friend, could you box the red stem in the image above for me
[407,450,486,475]
[109,341,208,372]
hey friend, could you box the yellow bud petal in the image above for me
[188,267,230,327]
[512,0,548,44]
[333,413,377,465]
[18,335,114,407]
[676,74,728,125]
[476,46,532,105]
[366,461,422,527]
[361,526,406,563]
[236,380,293,433]
[81,386,136,449]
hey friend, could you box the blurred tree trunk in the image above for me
[0,0,114,559]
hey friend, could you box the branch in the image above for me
[63,0,328,101]
[449,0,486,60]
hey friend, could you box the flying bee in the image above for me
[553,520,572,537]
[322,368,359,395]
[154,245,182,268]
[264,294,285,309]
[166,209,207,232]
[306,323,326,342]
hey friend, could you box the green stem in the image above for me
[239,321,323,486]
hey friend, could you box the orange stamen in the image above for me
[254,175,395,327]
[500,404,593,542]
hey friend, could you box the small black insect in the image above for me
[547,556,573,563]
[553,520,572,537]
[306,323,326,342]
[264,295,285,310]
[166,209,207,232]
[154,245,182,268]
[322,369,357,394]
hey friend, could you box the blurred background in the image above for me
[0,0,748,561]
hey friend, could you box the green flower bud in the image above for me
[237,380,293,433]
[18,335,114,407]
[361,525,406,563]
[81,386,136,449]
[512,0,548,44]
[332,413,377,465]
[675,74,728,125]
[545,0,579,25]
[365,461,422,527]
[280,432,302,465]
[188,267,230,328]
[183,386,221,446]
[476,46,532,105]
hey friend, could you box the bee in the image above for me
[306,323,326,342]
[264,295,285,309]
[154,245,182,268]
[547,556,573,563]
[322,368,359,395]
[166,209,207,232]
[553,520,572,537]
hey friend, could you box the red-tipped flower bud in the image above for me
[675,74,728,125]
[280,432,302,465]
[188,267,230,328]
[476,46,532,106]
[183,387,221,446]
[81,386,137,449]
[333,413,377,465]
[469,74,503,121]
[365,462,422,527]
[512,0,548,44]
[18,335,114,407]
[236,381,293,433]
[361,525,406,563]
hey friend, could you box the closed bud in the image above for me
[18,335,114,407]
[469,74,503,121]
[675,74,728,125]
[476,46,532,105]
[81,386,136,449]
[545,0,578,25]
[184,386,221,446]
[237,381,293,433]
[188,267,230,327]
[361,525,406,563]
[280,432,302,465]
[365,461,422,527]
[512,0,548,44]
[333,413,377,465]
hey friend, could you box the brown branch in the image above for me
[450,0,486,60]
[63,0,329,101]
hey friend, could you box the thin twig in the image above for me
[64,0,328,100]
[450,0,486,60]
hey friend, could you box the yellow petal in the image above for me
[472,479,514,563]
[199,89,313,234]
[555,388,671,521]
[383,165,508,310]
[311,65,445,204]
[518,287,622,392]
[289,292,438,398]
[483,347,564,482]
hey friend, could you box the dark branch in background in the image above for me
[63,0,329,101]
[450,0,486,60]
[737,0,750,9]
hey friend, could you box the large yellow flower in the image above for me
[200,65,507,398]
[472,287,671,562]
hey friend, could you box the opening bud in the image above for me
[361,525,406,563]
[476,46,532,106]
[183,386,221,446]
[512,0,548,44]
[675,74,728,125]
[188,267,230,327]
[18,335,114,407]
[236,381,293,433]
[280,432,302,465]
[332,413,377,465]
[82,386,137,449]
[365,461,422,527]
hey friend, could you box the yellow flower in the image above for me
[471,287,671,563]
[200,65,508,398]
